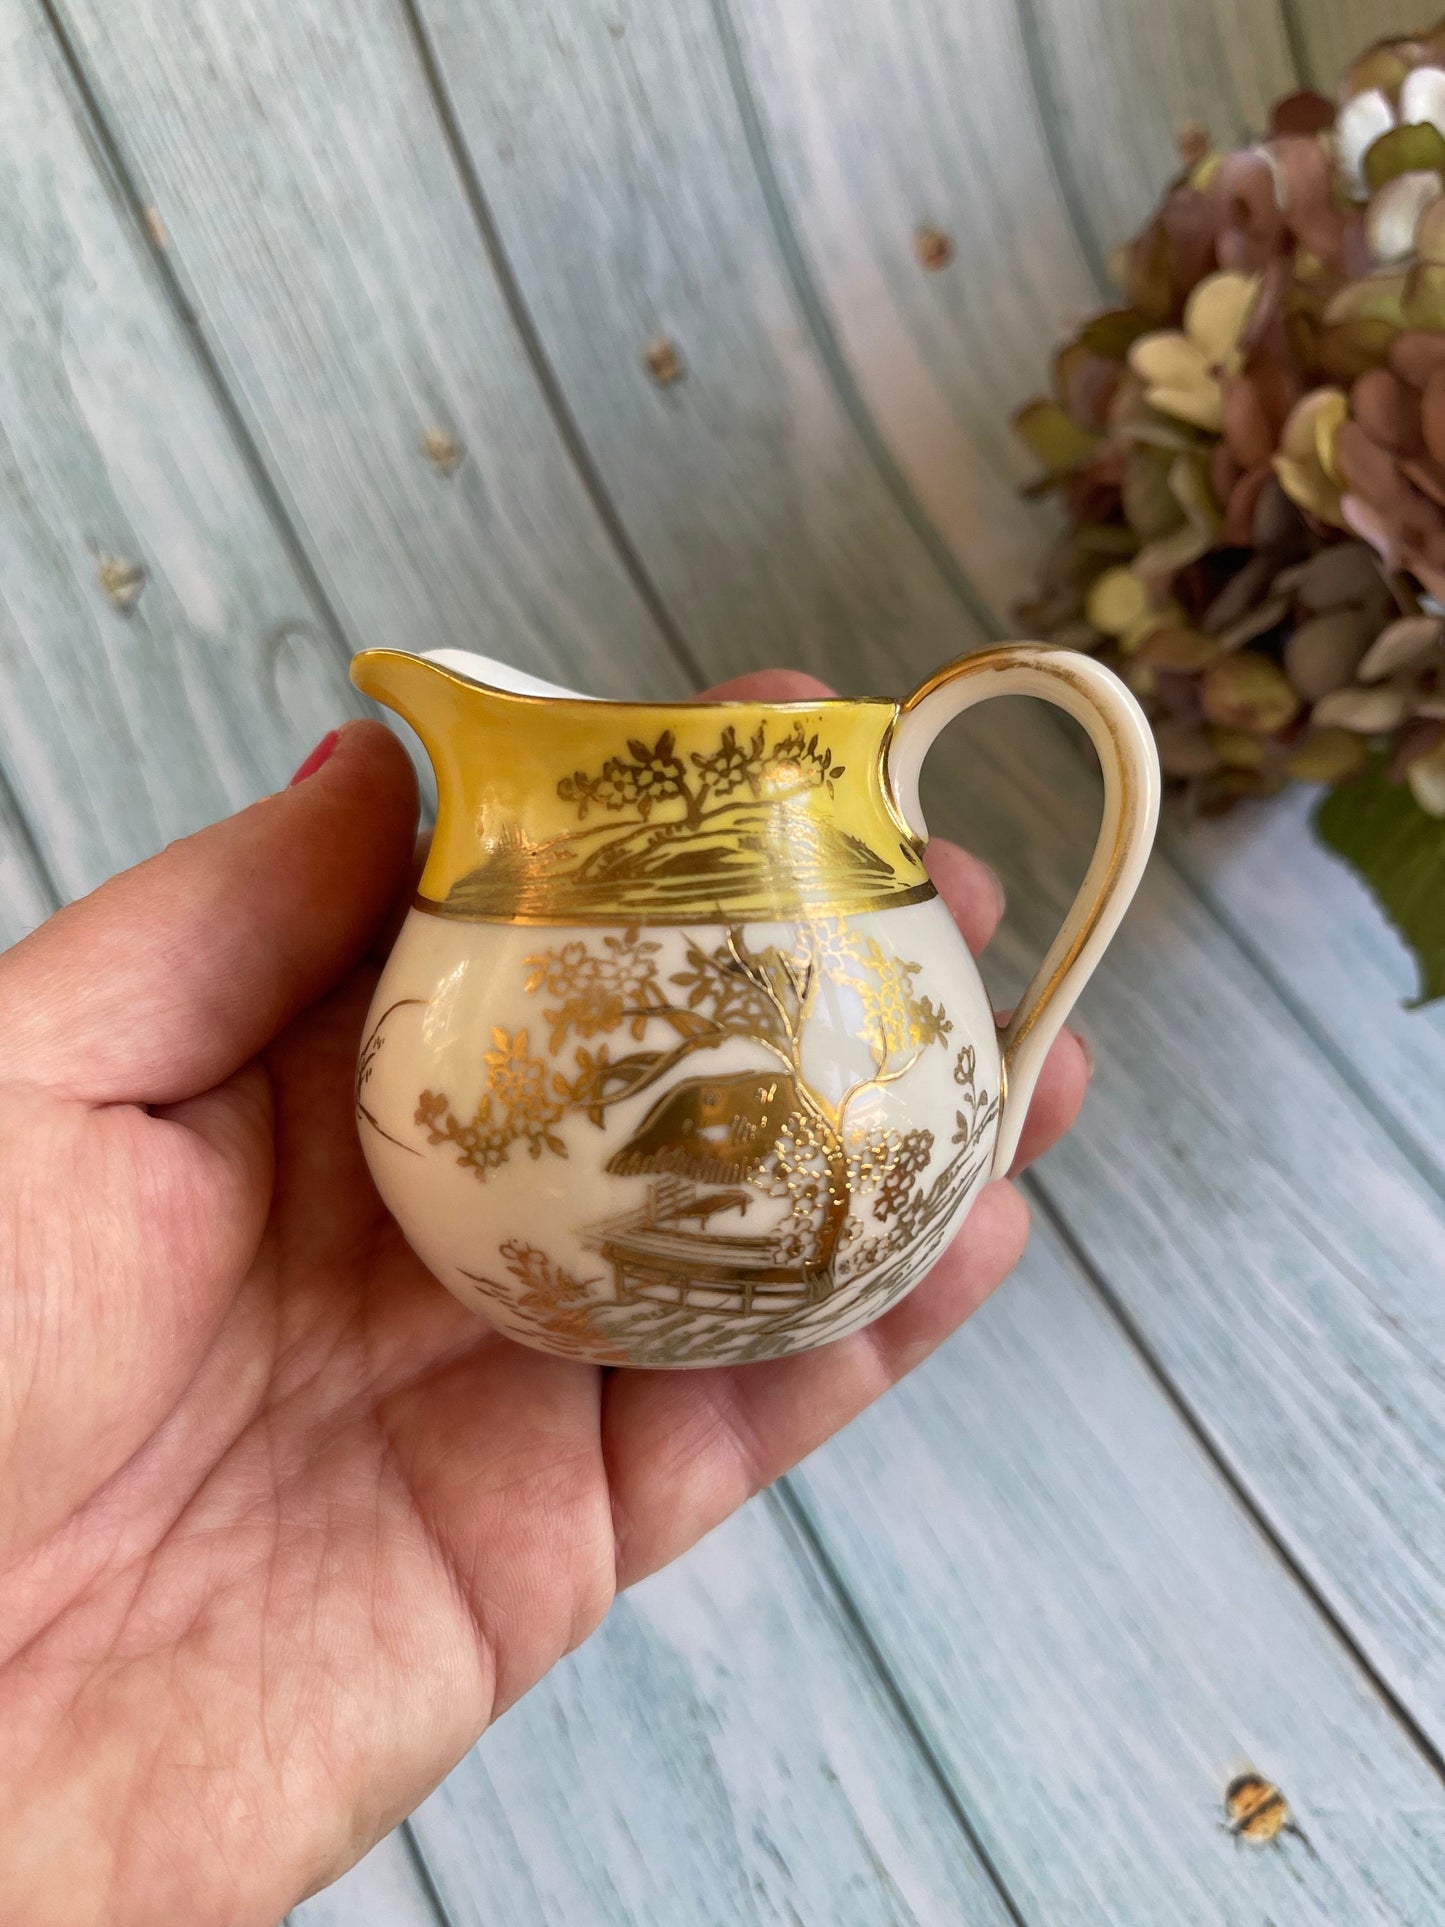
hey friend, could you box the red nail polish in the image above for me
[289,729,340,786]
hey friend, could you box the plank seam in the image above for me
[708,0,1442,1229]
[1029,704,1445,1215]
[0,755,63,916]
[396,0,707,691]
[1022,1168,1445,1791]
[1006,0,1113,298]
[34,0,364,680]
[1276,0,1319,94]
[768,1481,1031,1927]
[1158,826,1445,1214]
[704,0,1006,645]
[399,1817,459,1927]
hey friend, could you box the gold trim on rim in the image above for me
[410,877,940,927]
[352,649,935,925]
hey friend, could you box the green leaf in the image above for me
[1077,308,1152,359]
[1314,758,1445,1006]
[1012,399,1101,476]
[1363,122,1445,193]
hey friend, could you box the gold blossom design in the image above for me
[416,1026,566,1176]
[524,928,664,1050]
[558,722,845,829]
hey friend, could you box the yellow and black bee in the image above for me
[1223,1771,1309,1850]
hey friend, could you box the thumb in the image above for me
[0,722,418,1104]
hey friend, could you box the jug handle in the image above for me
[887,646,1160,1176]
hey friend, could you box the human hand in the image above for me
[0,671,1089,1926]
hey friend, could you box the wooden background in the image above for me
[3,0,1444,1918]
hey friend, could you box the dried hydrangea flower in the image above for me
[1129,272,1261,431]
[1273,389,1349,523]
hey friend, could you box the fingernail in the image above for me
[982,861,1006,922]
[289,729,340,786]
[1071,1028,1095,1079]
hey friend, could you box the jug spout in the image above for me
[350,647,927,926]
[351,646,592,743]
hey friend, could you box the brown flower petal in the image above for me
[1155,721,1221,776]
[1251,477,1304,548]
[1123,449,1185,540]
[1276,136,1346,262]
[1201,652,1301,733]
[1359,613,1445,678]
[1202,553,1276,632]
[1221,373,1277,467]
[1291,540,1384,610]
[1209,727,1270,769]
[1351,367,1425,452]
[1283,609,1375,698]
[1224,466,1272,545]
[1215,594,1293,652]
[1313,682,1410,731]
[1421,365,1445,463]
[1342,492,1404,571]
[1344,48,1411,97]
[1128,185,1220,323]
[1054,340,1121,431]
[1400,453,1445,508]
[1335,419,1412,508]
[1151,672,1206,724]
[1389,328,1445,388]
[1270,91,1336,138]
[1210,441,1241,504]
[1138,626,1220,671]
[1283,728,1370,782]
[1212,150,1282,272]
[1389,716,1445,777]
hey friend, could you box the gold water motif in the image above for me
[361,922,998,1363]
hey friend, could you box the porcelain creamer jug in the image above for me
[350,646,1159,1367]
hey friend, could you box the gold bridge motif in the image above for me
[359,919,998,1366]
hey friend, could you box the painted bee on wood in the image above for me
[1223,1771,1309,1850]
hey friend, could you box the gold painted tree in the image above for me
[409,922,956,1286]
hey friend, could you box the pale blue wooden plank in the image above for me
[412,0,996,679]
[291,1828,441,1927]
[719,0,1097,614]
[406,1499,1016,1927]
[0,0,367,897]
[911,697,1445,1752]
[1169,792,1445,1178]
[720,0,1445,1272]
[1018,0,1297,252]
[56,0,689,696]
[790,1212,1445,1923]
[0,788,53,947]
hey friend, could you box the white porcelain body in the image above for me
[357,899,1001,1367]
